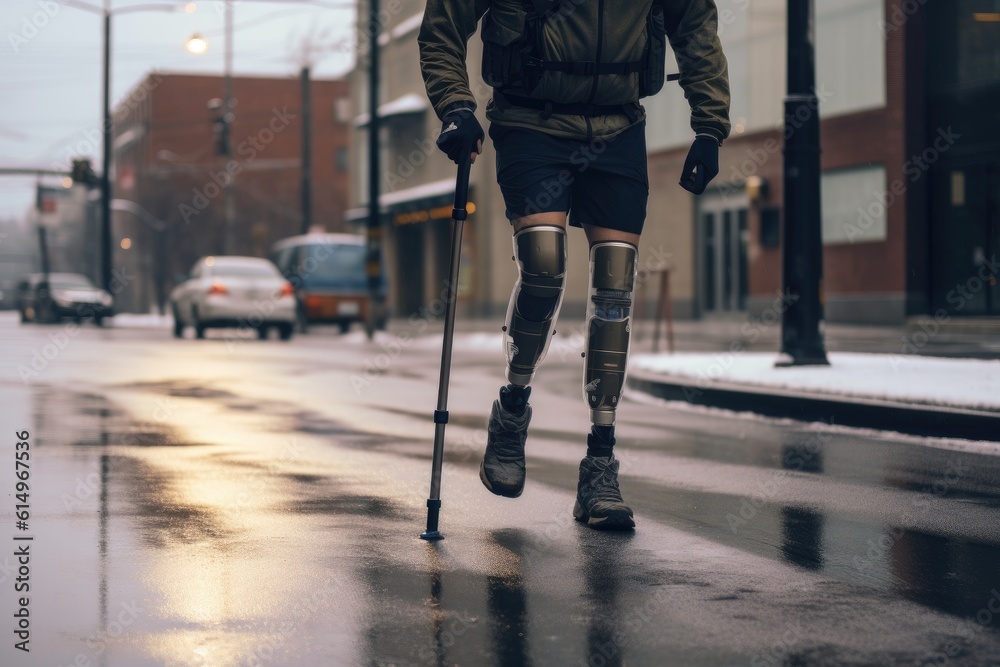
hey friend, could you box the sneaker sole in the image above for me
[480,460,524,499]
[573,499,635,530]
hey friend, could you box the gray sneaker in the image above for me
[574,455,635,530]
[480,387,532,498]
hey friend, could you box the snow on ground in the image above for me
[630,352,1000,412]
[108,313,173,328]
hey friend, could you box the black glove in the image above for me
[436,107,484,164]
[679,134,720,195]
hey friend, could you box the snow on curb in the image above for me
[107,314,173,329]
[630,352,1000,413]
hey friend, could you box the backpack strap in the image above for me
[524,57,644,77]
[496,91,641,122]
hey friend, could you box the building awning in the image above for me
[345,177,476,225]
[354,93,429,128]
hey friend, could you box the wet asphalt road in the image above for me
[1,312,999,667]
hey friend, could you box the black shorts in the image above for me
[489,121,649,235]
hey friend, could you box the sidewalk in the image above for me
[627,351,1000,442]
[381,314,1000,441]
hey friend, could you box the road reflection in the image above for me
[486,530,533,667]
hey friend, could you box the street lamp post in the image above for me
[778,0,829,367]
[101,4,112,295]
[222,0,236,254]
[63,0,195,295]
[366,0,384,339]
[300,64,312,235]
[188,1,238,254]
[110,199,167,314]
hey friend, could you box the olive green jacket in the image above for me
[417,0,731,142]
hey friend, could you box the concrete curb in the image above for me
[627,369,1000,442]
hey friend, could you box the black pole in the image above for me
[38,226,50,279]
[155,228,166,316]
[223,0,236,254]
[365,0,386,339]
[100,10,112,295]
[778,0,828,367]
[300,65,313,235]
[421,156,472,541]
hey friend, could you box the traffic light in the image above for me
[71,159,99,187]
[208,98,231,156]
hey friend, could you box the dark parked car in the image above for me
[0,280,17,311]
[271,233,387,333]
[17,273,113,325]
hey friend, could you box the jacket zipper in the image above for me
[587,0,604,104]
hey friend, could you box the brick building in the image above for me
[646,0,1000,324]
[112,72,350,313]
[351,0,999,325]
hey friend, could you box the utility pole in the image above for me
[223,0,236,254]
[100,3,112,294]
[778,0,829,367]
[300,65,312,234]
[365,0,385,338]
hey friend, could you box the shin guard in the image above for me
[583,241,637,425]
[503,225,567,385]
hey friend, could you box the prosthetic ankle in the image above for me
[583,241,638,426]
[500,384,531,415]
[586,424,616,458]
[503,225,567,386]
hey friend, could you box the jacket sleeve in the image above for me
[417,0,492,119]
[662,0,731,143]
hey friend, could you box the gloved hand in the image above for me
[679,134,720,195]
[436,107,484,165]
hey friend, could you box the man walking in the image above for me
[419,0,730,529]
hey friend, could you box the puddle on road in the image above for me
[32,385,206,448]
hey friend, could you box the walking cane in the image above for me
[420,153,472,541]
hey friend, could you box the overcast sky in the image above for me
[0,0,358,221]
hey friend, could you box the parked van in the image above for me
[271,233,386,333]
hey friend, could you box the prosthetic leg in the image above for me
[480,225,567,498]
[583,241,637,426]
[503,225,567,386]
[575,240,637,530]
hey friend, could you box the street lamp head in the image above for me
[184,2,198,13]
[186,33,208,54]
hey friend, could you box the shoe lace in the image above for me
[590,461,624,503]
[489,411,528,463]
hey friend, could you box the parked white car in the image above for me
[169,256,296,340]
